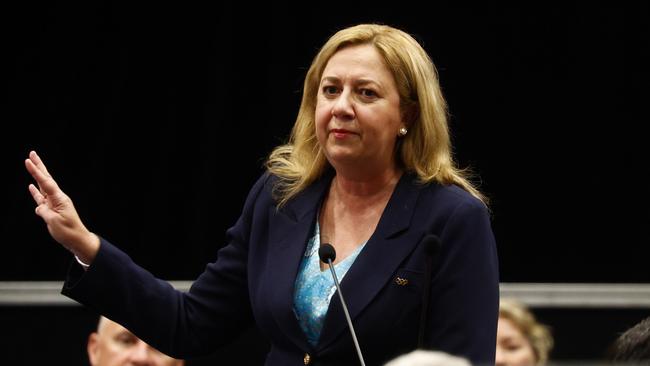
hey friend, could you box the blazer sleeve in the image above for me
[427,199,499,364]
[61,173,270,358]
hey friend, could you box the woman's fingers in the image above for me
[25,157,60,197]
[25,151,99,261]
[29,184,56,221]
[25,152,65,223]
[25,157,45,183]
[28,183,46,205]
[29,150,51,177]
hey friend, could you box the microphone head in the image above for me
[319,243,337,263]
[422,234,441,256]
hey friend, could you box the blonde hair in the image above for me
[500,298,554,365]
[266,23,486,207]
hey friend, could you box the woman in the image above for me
[496,299,553,366]
[25,24,499,365]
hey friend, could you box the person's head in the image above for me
[267,23,485,205]
[87,316,184,366]
[497,299,553,366]
[384,350,471,366]
[610,316,650,363]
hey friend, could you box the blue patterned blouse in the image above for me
[293,221,366,347]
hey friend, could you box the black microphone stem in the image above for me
[326,258,366,366]
[418,235,440,349]
[418,251,434,348]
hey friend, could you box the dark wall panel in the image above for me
[1,1,647,363]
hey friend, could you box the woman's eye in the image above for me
[360,88,377,98]
[322,86,339,95]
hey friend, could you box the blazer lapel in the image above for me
[316,173,423,350]
[267,173,334,350]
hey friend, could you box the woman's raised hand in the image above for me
[25,151,100,264]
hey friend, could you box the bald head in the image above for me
[88,316,184,366]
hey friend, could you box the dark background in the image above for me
[2,1,648,364]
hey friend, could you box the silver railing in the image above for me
[1,281,650,307]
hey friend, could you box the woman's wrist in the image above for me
[74,254,91,269]
[72,231,100,266]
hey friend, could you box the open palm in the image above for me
[25,151,99,262]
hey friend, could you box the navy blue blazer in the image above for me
[63,172,499,366]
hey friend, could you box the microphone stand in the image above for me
[324,255,366,366]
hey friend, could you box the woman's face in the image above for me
[315,44,405,176]
[496,317,537,366]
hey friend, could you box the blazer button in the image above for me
[303,353,311,365]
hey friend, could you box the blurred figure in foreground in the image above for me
[384,350,470,366]
[610,316,650,364]
[88,316,184,366]
[496,299,553,366]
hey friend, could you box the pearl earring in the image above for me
[398,127,408,136]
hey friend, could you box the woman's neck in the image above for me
[331,167,402,208]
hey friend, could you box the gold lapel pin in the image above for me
[395,277,409,286]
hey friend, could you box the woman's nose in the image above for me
[331,90,355,121]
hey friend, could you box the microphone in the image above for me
[319,243,366,366]
[418,234,441,348]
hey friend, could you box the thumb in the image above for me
[35,204,58,223]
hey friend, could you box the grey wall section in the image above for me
[4,282,650,308]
